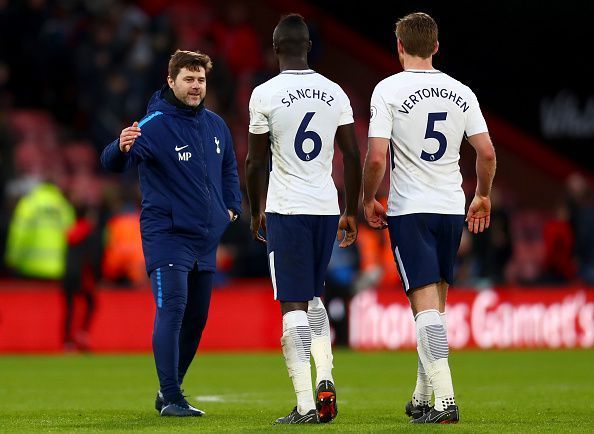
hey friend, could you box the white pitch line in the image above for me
[196,395,226,402]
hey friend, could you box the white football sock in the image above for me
[307,297,334,385]
[415,309,456,412]
[440,311,447,334]
[413,310,448,406]
[281,310,315,414]
[412,356,432,407]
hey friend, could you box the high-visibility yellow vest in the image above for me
[5,183,75,279]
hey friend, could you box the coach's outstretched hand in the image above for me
[250,212,267,244]
[466,193,491,233]
[337,214,357,248]
[119,121,141,153]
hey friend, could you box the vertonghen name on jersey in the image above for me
[281,88,335,108]
[398,87,470,114]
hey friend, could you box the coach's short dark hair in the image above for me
[395,12,438,58]
[168,50,212,80]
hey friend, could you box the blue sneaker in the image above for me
[155,389,187,413]
[160,397,204,417]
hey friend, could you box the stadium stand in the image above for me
[1,0,593,286]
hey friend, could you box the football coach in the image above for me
[101,49,242,417]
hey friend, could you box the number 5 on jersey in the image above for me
[294,112,322,161]
[421,112,448,162]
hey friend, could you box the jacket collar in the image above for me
[160,85,205,115]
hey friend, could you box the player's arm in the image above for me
[245,132,269,243]
[362,137,389,229]
[466,132,496,234]
[335,123,361,247]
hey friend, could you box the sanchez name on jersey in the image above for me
[249,70,354,215]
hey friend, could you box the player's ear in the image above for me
[433,41,439,56]
[166,75,174,88]
[307,40,312,53]
[397,38,404,55]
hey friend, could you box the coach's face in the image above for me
[168,66,206,107]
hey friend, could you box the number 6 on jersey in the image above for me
[294,112,322,161]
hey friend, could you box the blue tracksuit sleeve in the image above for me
[100,139,132,172]
[222,125,242,215]
[100,134,152,172]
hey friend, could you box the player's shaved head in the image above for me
[273,13,310,56]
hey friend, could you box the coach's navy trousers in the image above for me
[149,263,213,403]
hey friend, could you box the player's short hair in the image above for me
[168,50,212,81]
[273,13,310,56]
[395,12,438,58]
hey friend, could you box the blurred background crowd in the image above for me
[1,0,593,306]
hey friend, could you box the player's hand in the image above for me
[466,193,491,234]
[363,198,388,230]
[250,212,267,244]
[119,121,141,153]
[337,214,357,248]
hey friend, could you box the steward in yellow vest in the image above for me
[5,182,75,279]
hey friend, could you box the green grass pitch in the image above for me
[1,350,593,432]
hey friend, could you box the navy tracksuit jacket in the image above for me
[101,85,242,273]
[101,86,242,404]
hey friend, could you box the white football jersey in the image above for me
[249,70,354,215]
[368,69,488,216]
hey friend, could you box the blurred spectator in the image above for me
[101,185,146,286]
[167,0,214,50]
[356,223,396,289]
[540,202,577,284]
[471,188,512,285]
[220,198,269,278]
[355,197,400,291]
[90,70,132,153]
[324,240,360,346]
[566,173,594,284]
[211,2,263,77]
[63,203,101,351]
[566,173,587,231]
[5,179,74,279]
[454,228,476,287]
[505,211,546,286]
